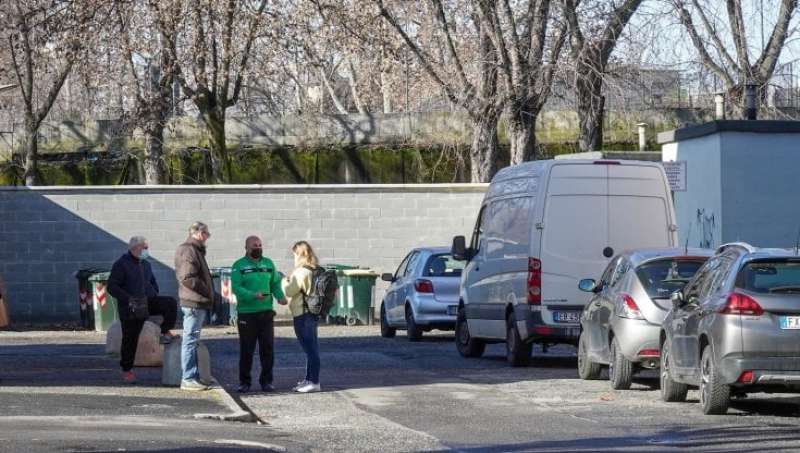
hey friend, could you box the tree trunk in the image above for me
[576,73,604,153]
[506,102,539,165]
[469,112,500,183]
[23,118,40,186]
[201,110,230,184]
[142,117,168,185]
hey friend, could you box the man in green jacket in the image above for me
[231,235,287,393]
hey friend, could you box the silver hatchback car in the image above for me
[661,243,800,414]
[578,248,712,389]
[380,247,463,341]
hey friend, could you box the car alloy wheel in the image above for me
[700,345,730,415]
[659,341,688,402]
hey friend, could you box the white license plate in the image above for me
[553,311,580,323]
[447,305,458,316]
[780,316,800,329]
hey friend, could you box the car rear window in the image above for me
[423,254,464,277]
[635,258,707,299]
[736,259,800,294]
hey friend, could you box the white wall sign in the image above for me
[663,161,687,192]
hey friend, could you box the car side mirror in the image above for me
[578,278,597,293]
[381,273,395,283]
[671,290,685,309]
[452,235,468,261]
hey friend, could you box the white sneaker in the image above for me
[292,380,308,392]
[295,382,321,393]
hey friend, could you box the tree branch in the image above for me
[690,0,738,73]
[673,0,734,87]
[430,0,473,95]
[754,0,797,82]
[726,0,751,74]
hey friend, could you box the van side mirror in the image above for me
[381,273,395,283]
[452,236,469,261]
[578,278,598,293]
[671,290,685,309]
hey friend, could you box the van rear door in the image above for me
[540,163,610,326]
[608,164,675,249]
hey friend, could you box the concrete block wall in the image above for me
[0,184,487,323]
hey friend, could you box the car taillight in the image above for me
[528,258,542,305]
[618,294,644,319]
[720,292,764,316]
[637,349,660,357]
[414,279,434,293]
[738,370,755,384]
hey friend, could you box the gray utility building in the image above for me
[659,120,800,250]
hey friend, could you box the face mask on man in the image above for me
[249,248,263,260]
[140,249,150,260]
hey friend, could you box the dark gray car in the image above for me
[660,243,800,414]
[578,248,711,390]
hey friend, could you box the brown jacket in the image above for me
[174,237,214,309]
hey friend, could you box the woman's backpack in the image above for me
[302,266,339,316]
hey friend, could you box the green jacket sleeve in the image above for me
[271,263,285,300]
[231,261,257,305]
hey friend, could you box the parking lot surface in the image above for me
[206,325,800,452]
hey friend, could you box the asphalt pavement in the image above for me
[206,324,800,453]
[0,329,301,453]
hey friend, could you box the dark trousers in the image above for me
[237,310,275,386]
[120,296,178,372]
[293,313,320,384]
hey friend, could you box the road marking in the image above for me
[214,439,287,451]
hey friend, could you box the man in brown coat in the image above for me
[175,221,215,391]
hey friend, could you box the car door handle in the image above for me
[593,302,602,307]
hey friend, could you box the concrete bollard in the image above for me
[161,340,212,387]
[105,320,164,366]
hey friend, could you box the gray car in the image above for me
[578,248,712,389]
[660,242,800,414]
[380,247,463,341]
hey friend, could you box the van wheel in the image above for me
[406,306,423,341]
[609,337,633,390]
[455,306,485,358]
[380,305,395,338]
[660,341,688,402]
[577,331,602,380]
[506,313,532,367]
[700,345,730,415]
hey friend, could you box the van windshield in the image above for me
[736,259,800,294]
[635,258,707,299]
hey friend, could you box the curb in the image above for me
[193,377,259,423]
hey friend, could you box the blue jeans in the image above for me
[293,313,320,384]
[181,307,208,381]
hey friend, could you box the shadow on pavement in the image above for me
[434,423,800,452]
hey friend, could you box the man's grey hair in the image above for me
[189,221,209,235]
[129,236,148,249]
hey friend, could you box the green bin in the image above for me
[334,267,379,326]
[88,272,119,332]
[323,264,356,322]
[210,267,235,326]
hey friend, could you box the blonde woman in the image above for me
[282,241,322,393]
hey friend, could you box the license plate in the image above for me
[447,305,458,316]
[553,311,580,323]
[780,316,800,329]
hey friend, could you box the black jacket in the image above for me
[108,252,159,320]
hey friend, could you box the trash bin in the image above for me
[323,264,356,323]
[88,272,118,332]
[74,268,106,330]
[210,267,235,327]
[329,266,379,326]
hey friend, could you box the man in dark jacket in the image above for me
[174,221,216,391]
[108,236,178,384]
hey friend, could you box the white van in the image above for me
[451,159,678,366]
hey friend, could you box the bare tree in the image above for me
[476,0,568,164]
[115,0,180,184]
[3,0,98,185]
[563,0,643,152]
[671,0,797,117]
[155,0,270,183]
[372,0,502,182]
